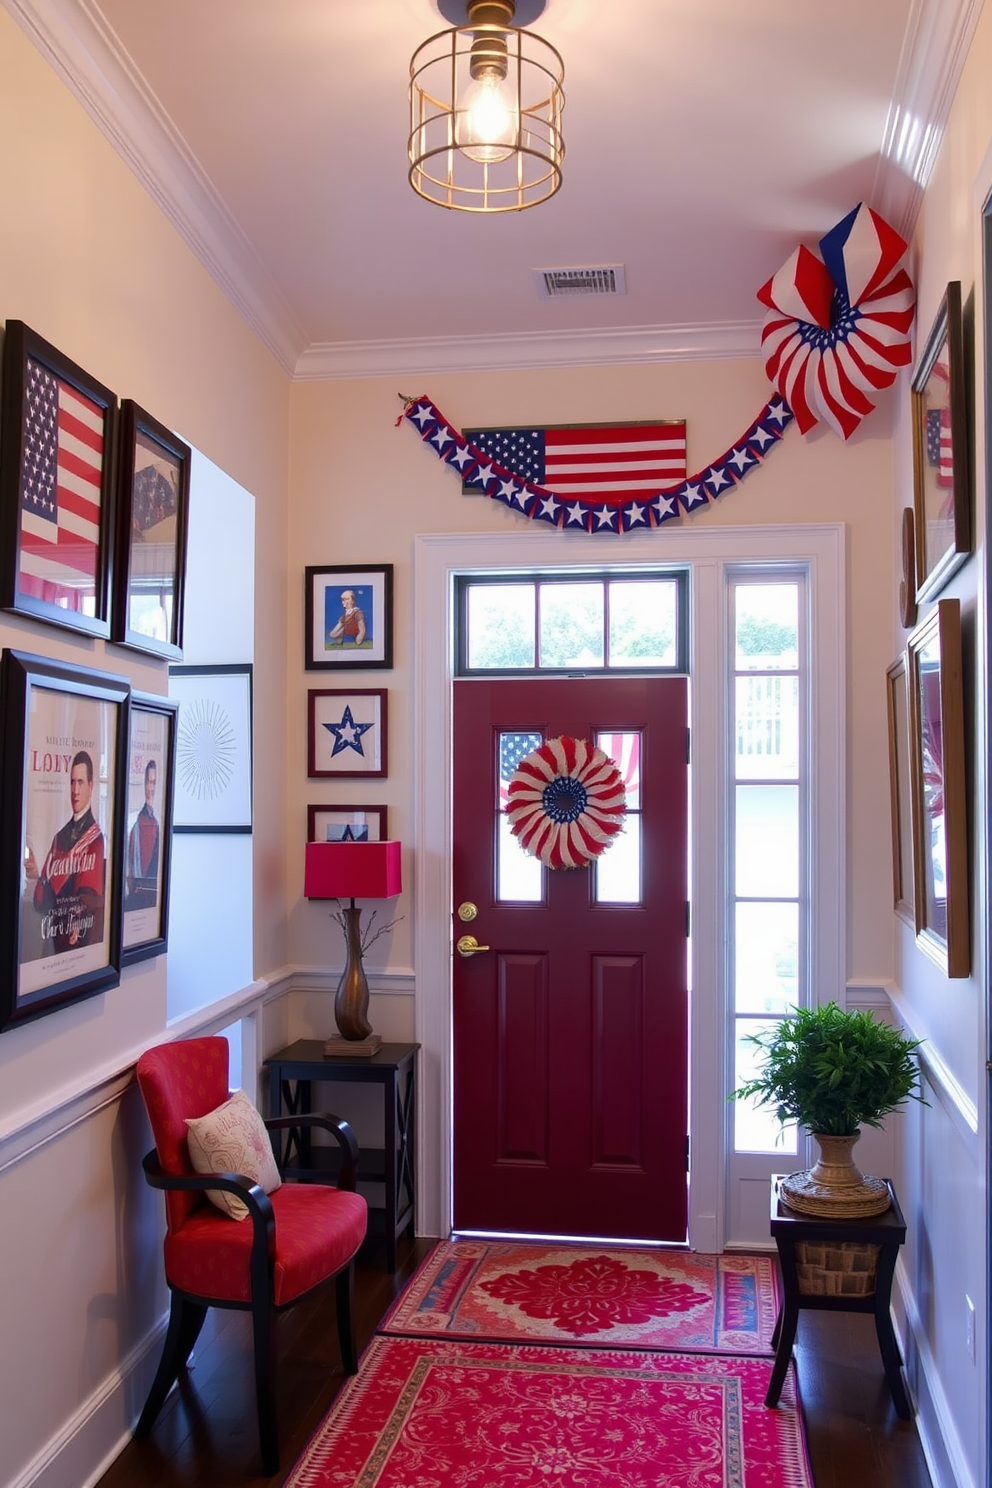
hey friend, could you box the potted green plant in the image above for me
[732,1001,926,1216]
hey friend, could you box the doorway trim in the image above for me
[413,523,845,1245]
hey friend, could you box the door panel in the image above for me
[452,676,688,1241]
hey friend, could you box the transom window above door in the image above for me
[455,572,688,674]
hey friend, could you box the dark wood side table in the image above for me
[264,1040,419,1272]
[767,1173,910,1418]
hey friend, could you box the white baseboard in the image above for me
[894,1263,977,1488]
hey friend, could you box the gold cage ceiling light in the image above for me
[409,0,565,213]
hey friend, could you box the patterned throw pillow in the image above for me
[185,1089,282,1220]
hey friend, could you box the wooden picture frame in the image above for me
[122,693,178,965]
[907,599,969,977]
[305,564,393,671]
[911,282,971,602]
[113,401,191,659]
[308,689,387,778]
[0,651,129,1031]
[168,664,253,832]
[0,321,118,637]
[885,654,914,924]
[307,804,389,843]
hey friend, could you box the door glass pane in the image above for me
[734,902,799,1014]
[607,581,678,667]
[596,731,640,809]
[596,815,642,903]
[497,730,543,902]
[734,1018,798,1154]
[466,584,536,669]
[735,676,799,779]
[538,583,604,667]
[735,785,799,897]
[735,584,798,670]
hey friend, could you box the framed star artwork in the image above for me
[308,689,387,779]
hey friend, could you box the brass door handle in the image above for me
[456,934,491,957]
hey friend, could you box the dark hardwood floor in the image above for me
[98,1235,932,1488]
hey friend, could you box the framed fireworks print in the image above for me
[911,281,971,602]
[305,564,393,671]
[168,664,253,832]
[308,689,387,778]
[0,651,129,1032]
[113,401,191,659]
[885,654,914,924]
[0,320,118,638]
[122,693,178,965]
[907,600,969,978]
[307,804,389,843]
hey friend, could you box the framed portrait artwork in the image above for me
[307,804,389,843]
[122,693,178,965]
[907,599,969,978]
[0,321,118,638]
[113,401,191,659]
[308,689,387,778]
[0,651,129,1031]
[305,564,393,670]
[885,654,914,924]
[168,664,253,832]
[911,281,971,603]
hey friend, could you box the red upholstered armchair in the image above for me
[135,1037,367,1473]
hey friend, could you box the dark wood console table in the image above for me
[264,1040,419,1272]
[766,1173,910,1417]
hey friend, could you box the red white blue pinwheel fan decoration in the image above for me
[758,203,915,440]
[506,736,626,870]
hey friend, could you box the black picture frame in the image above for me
[113,401,191,659]
[0,650,129,1031]
[122,692,179,966]
[168,664,253,833]
[305,564,394,670]
[308,688,388,779]
[885,653,914,924]
[0,321,118,638]
[307,803,389,843]
[911,282,971,603]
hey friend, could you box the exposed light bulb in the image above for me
[456,70,518,164]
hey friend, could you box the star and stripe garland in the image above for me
[506,736,626,870]
[401,393,793,536]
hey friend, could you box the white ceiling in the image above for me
[5,0,981,376]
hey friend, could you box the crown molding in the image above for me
[872,0,983,241]
[4,0,307,374]
[293,320,765,380]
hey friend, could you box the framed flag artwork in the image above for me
[305,564,393,670]
[121,692,178,966]
[308,689,387,778]
[0,321,118,638]
[0,650,129,1032]
[113,401,191,660]
[911,282,970,603]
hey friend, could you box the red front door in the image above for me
[452,676,689,1241]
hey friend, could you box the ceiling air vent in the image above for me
[533,264,627,299]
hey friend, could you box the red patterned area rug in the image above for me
[380,1239,779,1354]
[285,1335,811,1488]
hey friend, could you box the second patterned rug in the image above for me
[380,1238,779,1355]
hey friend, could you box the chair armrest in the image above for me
[264,1113,359,1191]
[141,1149,276,1293]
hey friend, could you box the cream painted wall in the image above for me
[288,358,896,985]
[0,14,291,1487]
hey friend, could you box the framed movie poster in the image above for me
[308,689,387,779]
[0,321,118,638]
[911,281,971,602]
[0,651,129,1031]
[307,804,388,843]
[122,693,178,965]
[113,401,191,659]
[305,564,393,670]
[168,664,253,832]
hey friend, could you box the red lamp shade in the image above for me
[304,840,402,900]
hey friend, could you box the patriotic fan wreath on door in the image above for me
[506,736,627,869]
[400,203,915,532]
